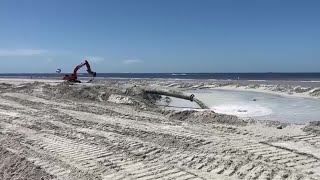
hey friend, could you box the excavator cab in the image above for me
[63,74,82,83]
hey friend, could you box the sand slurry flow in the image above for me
[0,79,319,180]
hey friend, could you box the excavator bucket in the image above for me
[87,72,96,83]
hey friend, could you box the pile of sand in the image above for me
[293,86,313,93]
[107,94,135,104]
[41,83,120,102]
[169,110,247,126]
[125,86,162,105]
[0,83,14,90]
[1,82,45,94]
[303,121,320,134]
[310,88,320,97]
[37,84,161,110]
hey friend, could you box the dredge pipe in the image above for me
[145,89,209,109]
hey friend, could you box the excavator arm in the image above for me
[73,60,96,78]
[84,60,97,78]
[63,60,96,83]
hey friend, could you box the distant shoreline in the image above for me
[1,72,320,81]
[1,75,320,95]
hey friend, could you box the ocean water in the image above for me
[1,73,320,81]
[183,89,320,123]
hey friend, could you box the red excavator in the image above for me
[63,60,97,83]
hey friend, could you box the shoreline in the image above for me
[208,86,320,100]
[157,80,320,100]
[1,76,319,102]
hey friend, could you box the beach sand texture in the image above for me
[0,78,319,180]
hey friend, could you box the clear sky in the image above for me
[0,0,319,73]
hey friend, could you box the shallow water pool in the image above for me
[174,89,320,123]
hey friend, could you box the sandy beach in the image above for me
[0,78,320,180]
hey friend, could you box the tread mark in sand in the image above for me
[28,133,199,180]
[232,141,320,172]
[28,157,71,179]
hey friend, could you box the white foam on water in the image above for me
[211,104,273,118]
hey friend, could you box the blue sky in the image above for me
[0,0,319,73]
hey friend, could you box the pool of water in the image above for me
[169,89,320,123]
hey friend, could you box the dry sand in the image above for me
[0,78,319,180]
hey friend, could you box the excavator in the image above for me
[63,60,97,83]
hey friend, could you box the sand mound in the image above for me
[0,83,14,89]
[7,82,46,94]
[293,86,312,93]
[108,94,135,105]
[303,121,320,134]
[169,110,247,126]
[270,84,293,92]
[42,83,120,102]
[125,86,145,96]
[0,147,53,180]
[310,88,320,97]
[0,83,14,93]
[39,84,160,110]
[125,86,162,105]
